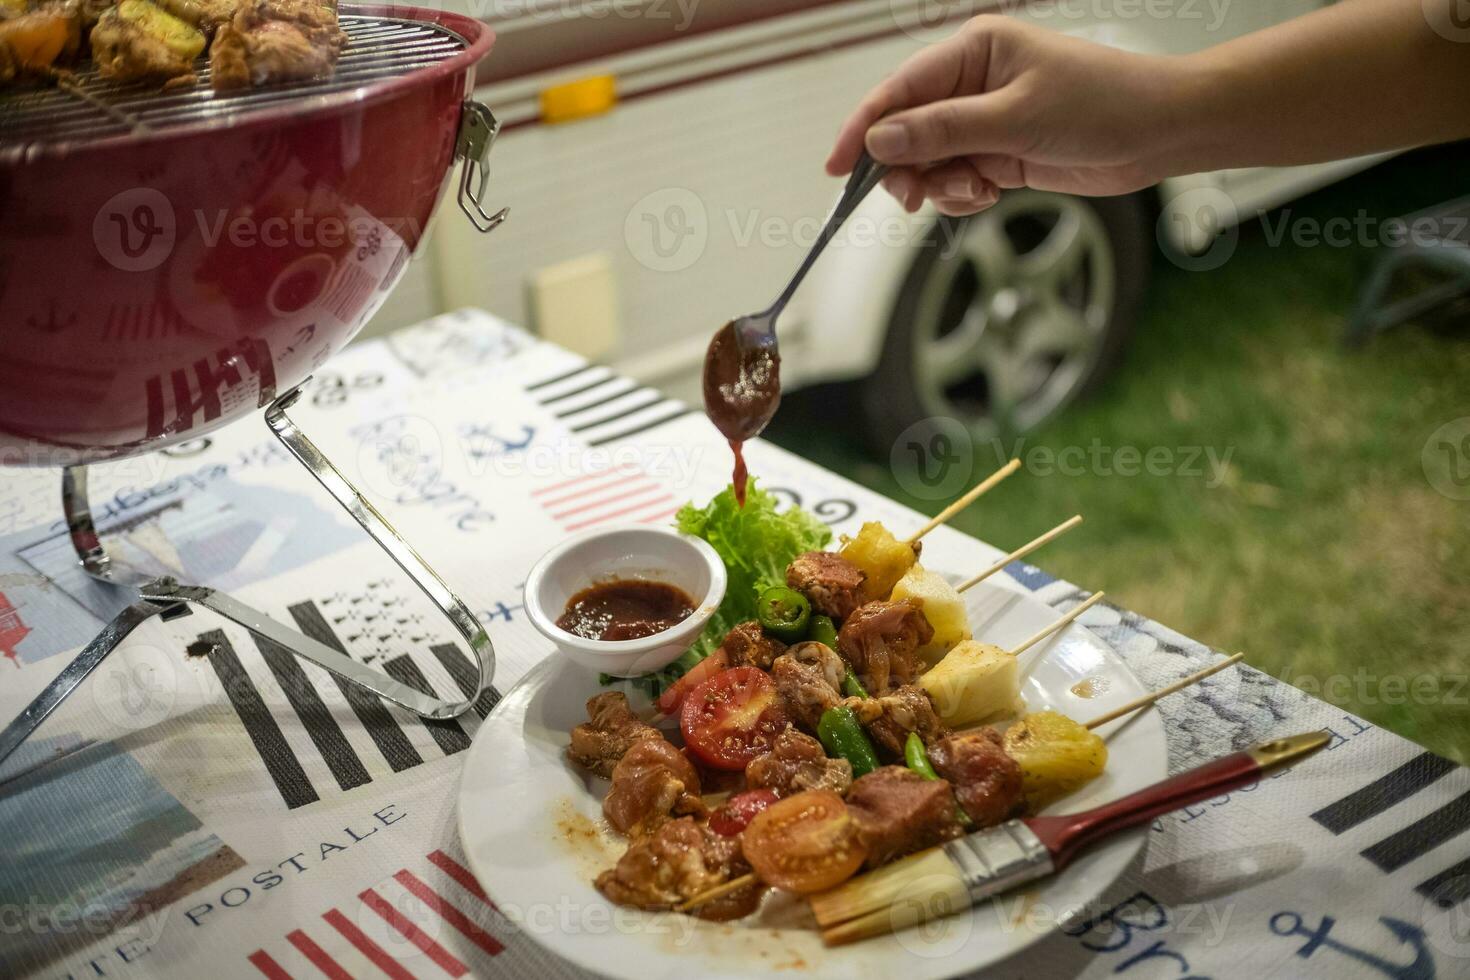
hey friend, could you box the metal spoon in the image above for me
[702,152,890,460]
[732,151,889,355]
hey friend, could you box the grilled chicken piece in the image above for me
[603,739,705,838]
[0,6,80,83]
[567,691,661,779]
[91,0,203,82]
[842,684,948,761]
[786,550,867,620]
[156,0,239,31]
[845,766,964,868]
[208,0,342,91]
[770,641,845,733]
[838,598,934,695]
[595,817,763,921]
[928,729,1024,829]
[718,620,786,670]
[746,727,853,797]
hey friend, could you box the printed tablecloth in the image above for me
[1,309,1466,980]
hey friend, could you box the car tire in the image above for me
[859,189,1153,457]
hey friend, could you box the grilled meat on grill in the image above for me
[786,550,867,620]
[208,0,342,91]
[0,5,81,83]
[90,0,203,82]
[155,0,239,31]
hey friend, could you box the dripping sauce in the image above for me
[702,320,780,506]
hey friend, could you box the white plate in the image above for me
[458,578,1168,979]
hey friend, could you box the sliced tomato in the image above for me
[709,788,780,836]
[741,790,868,894]
[679,666,789,770]
[655,648,729,716]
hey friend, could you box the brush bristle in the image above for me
[809,848,966,928]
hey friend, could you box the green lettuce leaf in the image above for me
[604,480,831,696]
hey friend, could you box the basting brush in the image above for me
[810,730,1331,945]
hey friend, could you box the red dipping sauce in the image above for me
[556,579,697,641]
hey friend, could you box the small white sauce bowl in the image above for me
[524,525,727,677]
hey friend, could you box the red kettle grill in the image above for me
[0,6,508,764]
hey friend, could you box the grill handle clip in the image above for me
[456,100,510,233]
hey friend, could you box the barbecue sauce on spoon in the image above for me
[702,321,781,506]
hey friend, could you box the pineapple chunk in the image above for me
[839,521,918,601]
[1003,711,1108,812]
[891,564,970,662]
[919,640,1021,727]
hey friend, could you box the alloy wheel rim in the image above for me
[909,190,1116,438]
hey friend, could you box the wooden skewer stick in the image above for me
[1008,591,1106,658]
[956,515,1083,594]
[675,872,757,912]
[905,459,1022,545]
[1084,652,1246,730]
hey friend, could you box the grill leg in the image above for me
[0,598,175,769]
[147,381,497,718]
[1,387,496,768]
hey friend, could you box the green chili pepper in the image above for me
[904,732,974,827]
[757,585,811,641]
[809,614,839,649]
[904,731,940,780]
[817,705,880,778]
[813,615,865,697]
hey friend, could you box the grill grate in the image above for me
[0,15,467,147]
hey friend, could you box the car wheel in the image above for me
[859,190,1152,456]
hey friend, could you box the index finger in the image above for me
[825,29,986,175]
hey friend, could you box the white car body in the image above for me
[364,0,1392,407]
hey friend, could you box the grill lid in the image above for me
[0,14,468,147]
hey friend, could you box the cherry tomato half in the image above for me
[741,790,868,894]
[655,648,729,717]
[680,666,789,770]
[709,788,780,836]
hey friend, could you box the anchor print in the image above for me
[459,422,537,461]
[1270,910,1435,979]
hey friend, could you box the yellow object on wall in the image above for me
[539,75,618,124]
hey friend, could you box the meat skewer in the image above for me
[675,634,1244,916]
[811,730,1331,944]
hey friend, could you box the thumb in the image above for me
[864,92,1024,166]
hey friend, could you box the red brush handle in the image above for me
[1024,752,1261,870]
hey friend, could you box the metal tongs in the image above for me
[729,151,889,357]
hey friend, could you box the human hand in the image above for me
[827,16,1185,215]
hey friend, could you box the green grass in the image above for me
[768,143,1470,764]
